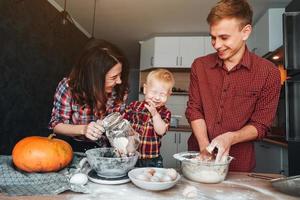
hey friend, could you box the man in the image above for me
[185,0,281,172]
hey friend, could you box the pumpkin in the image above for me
[12,134,73,172]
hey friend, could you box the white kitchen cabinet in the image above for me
[247,8,284,56]
[139,38,155,69]
[139,36,208,70]
[179,37,205,67]
[254,141,288,176]
[153,37,180,67]
[204,36,215,55]
[247,26,256,53]
[160,132,178,168]
[160,131,192,168]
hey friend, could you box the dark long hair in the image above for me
[69,39,129,117]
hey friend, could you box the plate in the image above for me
[128,168,180,191]
[88,170,130,185]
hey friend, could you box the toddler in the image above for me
[123,69,175,167]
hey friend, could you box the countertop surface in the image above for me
[169,125,192,132]
[0,172,298,200]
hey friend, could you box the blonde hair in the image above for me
[207,0,253,29]
[146,69,175,92]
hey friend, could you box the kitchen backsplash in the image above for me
[140,71,190,93]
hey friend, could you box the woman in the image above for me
[49,39,129,152]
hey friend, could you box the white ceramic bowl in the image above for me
[128,168,181,191]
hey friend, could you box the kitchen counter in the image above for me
[169,125,192,132]
[0,172,298,200]
[263,136,288,148]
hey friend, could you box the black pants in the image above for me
[135,155,163,168]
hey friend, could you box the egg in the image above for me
[166,168,177,180]
[69,173,88,185]
[153,171,164,179]
[160,175,172,182]
[150,176,160,182]
[136,174,150,181]
[144,168,156,176]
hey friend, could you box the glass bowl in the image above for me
[85,147,138,178]
[174,151,233,183]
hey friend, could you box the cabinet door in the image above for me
[154,37,179,67]
[254,141,283,174]
[176,132,192,169]
[179,37,205,68]
[251,8,284,56]
[177,132,192,153]
[254,11,269,56]
[282,147,289,176]
[204,36,215,55]
[160,131,178,168]
[247,26,257,53]
[140,38,155,71]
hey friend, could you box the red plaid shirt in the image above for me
[123,101,171,159]
[49,78,125,129]
[186,47,281,172]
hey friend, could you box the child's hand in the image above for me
[145,100,159,117]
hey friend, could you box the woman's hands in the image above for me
[83,120,105,141]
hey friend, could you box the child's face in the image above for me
[143,80,170,108]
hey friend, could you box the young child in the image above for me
[123,69,175,167]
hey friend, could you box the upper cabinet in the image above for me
[204,36,215,55]
[247,8,285,56]
[139,36,214,70]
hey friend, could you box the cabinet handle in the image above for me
[260,144,270,149]
[179,133,181,144]
[180,56,183,66]
[174,133,177,143]
[176,56,178,66]
[150,56,154,66]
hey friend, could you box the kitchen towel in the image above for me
[0,154,89,196]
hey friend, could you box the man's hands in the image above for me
[83,120,105,141]
[199,148,216,161]
[206,132,235,162]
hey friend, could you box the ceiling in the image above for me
[49,0,292,67]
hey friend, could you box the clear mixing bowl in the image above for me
[86,147,138,178]
[174,151,233,183]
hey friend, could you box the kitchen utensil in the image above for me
[85,147,138,178]
[271,175,300,196]
[128,168,180,191]
[174,151,233,183]
[248,173,300,196]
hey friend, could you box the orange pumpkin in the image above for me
[12,134,73,172]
